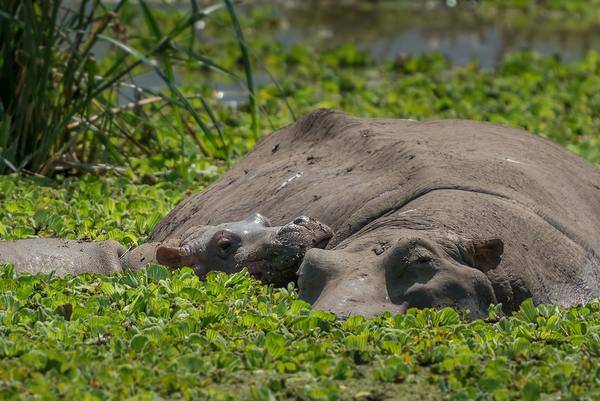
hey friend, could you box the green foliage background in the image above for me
[1,1,599,400]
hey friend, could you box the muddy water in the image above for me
[210,0,599,107]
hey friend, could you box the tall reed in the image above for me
[0,0,256,176]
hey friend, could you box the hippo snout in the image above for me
[243,216,332,287]
[277,215,333,248]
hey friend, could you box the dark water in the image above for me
[269,1,599,68]
[115,0,600,106]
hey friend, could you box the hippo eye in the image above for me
[408,248,433,266]
[293,216,309,225]
[212,230,240,259]
[217,239,232,256]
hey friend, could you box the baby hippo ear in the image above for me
[156,245,190,269]
[462,238,504,273]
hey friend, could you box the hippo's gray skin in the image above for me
[148,109,600,318]
[1,214,332,287]
[0,239,126,276]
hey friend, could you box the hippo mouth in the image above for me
[244,254,304,287]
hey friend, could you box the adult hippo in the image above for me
[148,109,600,317]
[2,109,600,317]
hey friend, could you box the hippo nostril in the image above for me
[293,216,310,225]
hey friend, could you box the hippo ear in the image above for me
[156,246,190,269]
[463,238,504,273]
[245,213,271,227]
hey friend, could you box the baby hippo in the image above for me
[123,213,332,286]
[0,214,332,287]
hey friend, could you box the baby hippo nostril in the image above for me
[293,216,310,225]
[276,216,333,254]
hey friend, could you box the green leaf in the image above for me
[130,334,149,352]
[145,264,169,282]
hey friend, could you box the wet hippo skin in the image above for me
[150,109,600,318]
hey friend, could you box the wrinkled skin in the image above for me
[121,213,332,286]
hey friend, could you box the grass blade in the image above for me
[96,34,226,157]
[224,0,259,141]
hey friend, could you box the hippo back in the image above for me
[150,109,600,256]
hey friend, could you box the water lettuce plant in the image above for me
[0,265,598,401]
[0,168,598,400]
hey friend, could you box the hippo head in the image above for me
[156,213,333,287]
[297,227,504,319]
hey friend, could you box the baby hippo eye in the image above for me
[212,230,240,259]
[218,239,232,252]
[293,216,310,225]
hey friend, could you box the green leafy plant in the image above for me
[373,356,411,383]
[0,264,597,400]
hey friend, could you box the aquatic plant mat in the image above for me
[0,264,598,401]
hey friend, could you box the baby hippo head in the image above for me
[155,213,332,287]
